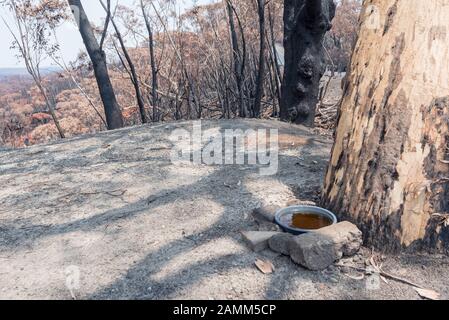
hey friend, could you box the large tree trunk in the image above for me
[280,0,335,126]
[68,0,124,130]
[322,0,449,253]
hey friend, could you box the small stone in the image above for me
[289,222,363,271]
[257,221,282,232]
[340,266,351,274]
[252,205,280,223]
[327,265,339,273]
[329,277,339,284]
[268,233,294,255]
[241,231,281,252]
[286,199,317,207]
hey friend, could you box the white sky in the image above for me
[0,0,213,68]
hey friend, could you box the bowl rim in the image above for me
[274,205,338,234]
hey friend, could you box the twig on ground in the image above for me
[337,254,425,289]
[56,189,127,203]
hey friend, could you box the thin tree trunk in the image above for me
[100,0,147,124]
[140,0,159,122]
[267,4,282,113]
[4,2,65,138]
[253,0,267,118]
[226,0,247,118]
[36,82,65,138]
[68,0,124,130]
[322,0,449,253]
[149,0,200,119]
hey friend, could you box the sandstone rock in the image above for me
[289,222,362,270]
[268,233,294,255]
[251,205,280,223]
[286,199,317,207]
[241,231,281,252]
[257,221,282,232]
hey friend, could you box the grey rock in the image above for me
[257,221,282,232]
[327,265,338,272]
[289,222,362,270]
[252,205,281,223]
[329,276,339,284]
[339,266,351,274]
[268,233,294,255]
[241,231,281,252]
[289,235,337,271]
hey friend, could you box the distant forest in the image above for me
[0,0,360,147]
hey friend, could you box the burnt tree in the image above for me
[141,0,159,122]
[253,0,267,118]
[68,0,124,130]
[281,0,336,126]
[322,0,449,253]
[100,0,148,124]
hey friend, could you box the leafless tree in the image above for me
[67,0,124,129]
[2,0,65,138]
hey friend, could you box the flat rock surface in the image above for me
[1,119,448,300]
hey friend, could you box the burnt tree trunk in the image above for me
[253,0,267,118]
[281,0,335,126]
[68,0,124,130]
[226,0,247,118]
[101,0,148,124]
[141,0,159,122]
[322,0,449,253]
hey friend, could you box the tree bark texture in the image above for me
[322,0,449,253]
[281,0,336,126]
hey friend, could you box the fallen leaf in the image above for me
[255,259,274,274]
[344,273,365,281]
[415,287,440,300]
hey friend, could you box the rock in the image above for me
[251,205,280,223]
[268,233,294,255]
[290,236,337,271]
[339,266,351,274]
[257,221,282,232]
[329,277,339,284]
[241,231,281,252]
[289,222,362,271]
[286,199,317,207]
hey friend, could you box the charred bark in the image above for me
[68,0,124,130]
[140,0,159,122]
[101,0,148,124]
[253,0,267,118]
[280,0,335,126]
[226,0,247,118]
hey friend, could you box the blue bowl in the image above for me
[274,205,338,235]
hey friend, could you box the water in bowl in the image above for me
[280,212,333,230]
